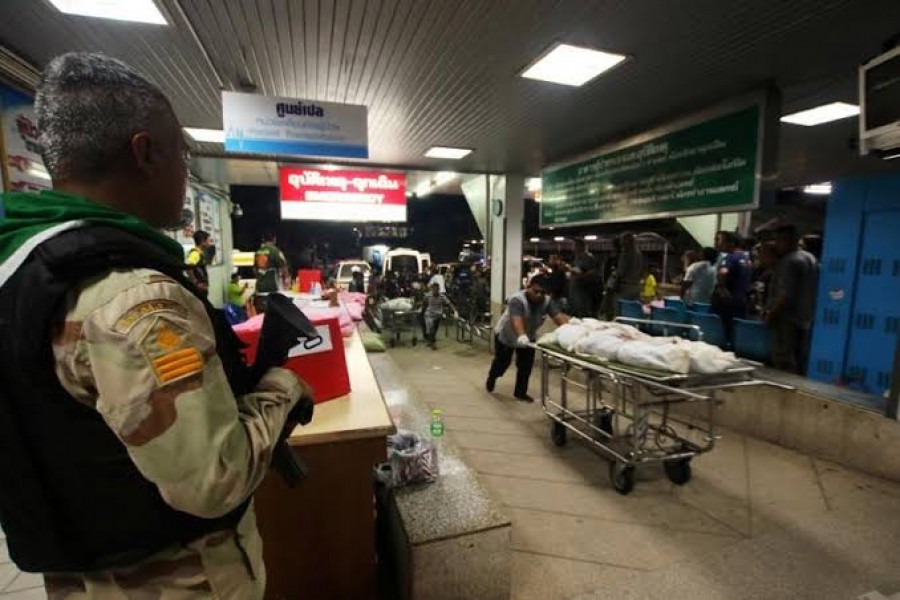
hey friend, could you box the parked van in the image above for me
[384,248,431,276]
[334,260,372,290]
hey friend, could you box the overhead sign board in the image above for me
[540,104,762,226]
[279,167,407,222]
[223,91,368,159]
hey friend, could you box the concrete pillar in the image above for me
[487,175,525,318]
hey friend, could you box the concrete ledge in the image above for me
[672,379,900,482]
[368,353,512,600]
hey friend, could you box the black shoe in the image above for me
[514,393,535,403]
[486,376,497,393]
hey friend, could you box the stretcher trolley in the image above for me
[381,305,420,347]
[534,319,792,495]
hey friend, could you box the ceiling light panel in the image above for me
[521,43,627,87]
[780,102,859,126]
[47,0,168,25]
[424,146,472,160]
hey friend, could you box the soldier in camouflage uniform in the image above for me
[0,54,309,598]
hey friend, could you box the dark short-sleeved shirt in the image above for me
[720,251,752,300]
[572,253,599,291]
[769,250,819,328]
[546,268,567,298]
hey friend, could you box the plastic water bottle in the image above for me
[430,409,444,437]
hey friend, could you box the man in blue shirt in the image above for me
[712,231,752,347]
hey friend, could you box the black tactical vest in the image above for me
[0,225,252,573]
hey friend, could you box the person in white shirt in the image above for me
[427,265,446,294]
[681,247,717,305]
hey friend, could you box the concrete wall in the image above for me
[673,383,900,482]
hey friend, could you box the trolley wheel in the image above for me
[609,461,636,495]
[663,459,692,485]
[550,421,567,447]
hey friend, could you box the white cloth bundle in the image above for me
[617,338,692,374]
[556,324,591,352]
[537,330,559,346]
[573,332,625,360]
[687,341,743,374]
[580,318,608,331]
[382,297,414,311]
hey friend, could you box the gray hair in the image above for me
[35,53,172,181]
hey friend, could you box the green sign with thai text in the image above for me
[540,105,761,226]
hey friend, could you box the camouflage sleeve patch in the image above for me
[114,299,187,334]
[139,317,204,385]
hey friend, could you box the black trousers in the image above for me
[488,335,536,396]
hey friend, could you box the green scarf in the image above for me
[0,189,184,265]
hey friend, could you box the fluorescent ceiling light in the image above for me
[529,237,540,243]
[780,102,859,126]
[584,235,597,241]
[424,146,472,160]
[553,236,565,242]
[803,182,832,196]
[47,0,168,25]
[521,43,627,87]
[184,128,224,143]
[527,177,542,192]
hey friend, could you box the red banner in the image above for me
[279,167,407,221]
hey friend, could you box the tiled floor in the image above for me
[385,337,900,600]
[0,528,46,600]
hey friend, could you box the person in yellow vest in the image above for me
[185,229,213,296]
[640,267,658,303]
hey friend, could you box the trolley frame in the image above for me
[535,318,792,494]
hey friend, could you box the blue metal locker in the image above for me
[808,179,865,385]
[843,210,900,396]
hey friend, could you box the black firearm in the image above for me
[247,293,319,487]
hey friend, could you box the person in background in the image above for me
[382,271,400,299]
[0,52,309,599]
[599,237,621,320]
[253,233,288,312]
[367,267,382,297]
[348,267,366,294]
[224,272,249,324]
[546,253,569,311]
[801,234,823,261]
[750,242,779,317]
[640,266,658,303]
[765,225,819,374]
[568,239,601,318]
[227,272,249,307]
[427,264,446,294]
[681,248,717,306]
[610,232,644,312]
[421,282,457,349]
[185,229,213,296]
[712,231,752,347]
[486,276,570,402]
